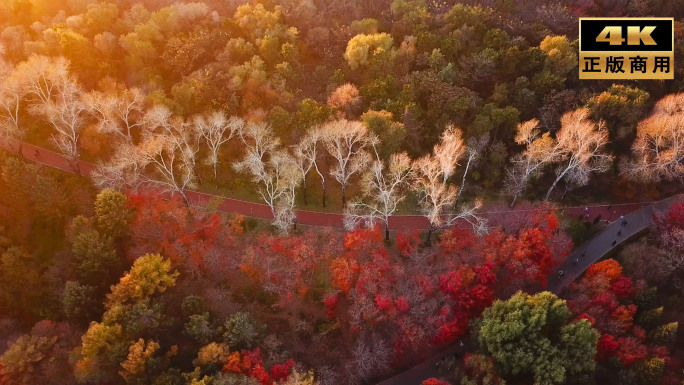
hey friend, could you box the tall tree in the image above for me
[144,104,201,185]
[361,110,406,159]
[84,88,146,143]
[193,111,241,185]
[0,335,58,385]
[299,128,328,207]
[457,134,487,201]
[344,32,395,70]
[137,132,197,206]
[622,92,684,182]
[0,247,46,318]
[545,108,612,200]
[74,253,178,384]
[233,121,300,232]
[477,291,599,385]
[413,153,458,244]
[291,130,319,205]
[412,127,487,244]
[95,133,197,206]
[92,142,145,190]
[94,188,131,239]
[434,125,466,183]
[70,215,119,285]
[13,55,74,105]
[40,83,87,172]
[344,152,413,240]
[105,253,179,306]
[234,149,299,233]
[236,120,281,164]
[0,62,25,153]
[321,119,372,208]
[17,55,85,169]
[504,119,561,207]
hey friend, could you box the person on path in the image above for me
[617,230,622,236]
[611,240,617,246]
[34,149,39,158]
[620,215,627,226]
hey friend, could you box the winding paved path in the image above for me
[546,193,683,293]
[378,193,684,385]
[0,139,647,230]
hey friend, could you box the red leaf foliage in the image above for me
[396,231,421,257]
[422,378,452,385]
[222,348,294,385]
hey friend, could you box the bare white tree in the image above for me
[457,134,488,201]
[40,82,87,172]
[144,104,201,184]
[13,55,85,169]
[84,88,146,142]
[622,93,684,182]
[445,200,488,235]
[304,128,329,207]
[192,111,241,184]
[434,125,466,183]
[136,132,197,205]
[110,88,146,140]
[273,176,298,234]
[83,90,116,134]
[95,133,197,205]
[234,149,300,234]
[344,152,413,240]
[413,153,487,244]
[412,153,458,244]
[14,55,74,105]
[321,119,371,208]
[292,129,326,206]
[545,108,612,200]
[232,121,303,232]
[504,119,561,207]
[92,142,144,190]
[236,121,281,163]
[93,107,201,205]
[0,64,25,152]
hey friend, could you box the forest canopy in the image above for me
[0,0,683,385]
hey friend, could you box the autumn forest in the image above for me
[0,0,684,384]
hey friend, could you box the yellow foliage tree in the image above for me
[344,33,395,70]
[119,339,160,382]
[539,35,577,76]
[194,342,230,367]
[106,253,179,307]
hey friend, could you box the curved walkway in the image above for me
[0,139,648,230]
[378,193,684,385]
[547,193,683,293]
